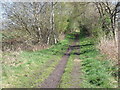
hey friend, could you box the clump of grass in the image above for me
[80,37,118,88]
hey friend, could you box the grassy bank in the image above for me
[2,38,69,88]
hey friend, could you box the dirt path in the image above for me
[39,36,81,88]
[39,45,73,88]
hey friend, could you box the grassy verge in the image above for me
[80,37,118,88]
[2,38,69,88]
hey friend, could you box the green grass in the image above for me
[59,36,118,88]
[2,38,69,88]
[80,37,118,88]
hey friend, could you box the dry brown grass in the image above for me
[97,35,118,64]
[59,34,65,41]
[31,44,50,51]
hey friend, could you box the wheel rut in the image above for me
[70,48,82,88]
[39,45,73,88]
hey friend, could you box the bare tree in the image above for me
[94,2,120,37]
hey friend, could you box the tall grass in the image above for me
[97,31,118,64]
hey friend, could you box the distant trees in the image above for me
[1,2,119,51]
[1,2,76,51]
[2,2,59,46]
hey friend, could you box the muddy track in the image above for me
[39,45,73,88]
[39,38,80,88]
